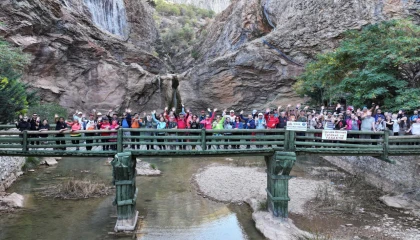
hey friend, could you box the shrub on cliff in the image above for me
[0,39,37,123]
[295,19,420,111]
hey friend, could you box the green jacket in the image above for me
[213,116,226,130]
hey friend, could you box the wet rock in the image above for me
[0,193,24,208]
[380,194,420,211]
[136,159,161,176]
[253,212,312,240]
[43,157,58,166]
[0,156,26,192]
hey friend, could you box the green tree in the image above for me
[295,19,420,111]
[0,38,36,123]
[28,103,68,123]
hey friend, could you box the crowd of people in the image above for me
[14,103,420,151]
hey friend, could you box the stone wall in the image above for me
[0,156,25,192]
[323,156,420,200]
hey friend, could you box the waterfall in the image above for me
[83,0,128,37]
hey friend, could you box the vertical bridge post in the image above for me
[111,151,138,232]
[265,151,296,218]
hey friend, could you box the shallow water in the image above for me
[0,156,266,240]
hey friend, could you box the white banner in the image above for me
[286,121,307,131]
[322,130,347,141]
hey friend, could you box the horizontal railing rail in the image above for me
[0,128,416,158]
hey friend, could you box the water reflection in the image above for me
[1,157,265,240]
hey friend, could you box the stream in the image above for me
[0,156,266,240]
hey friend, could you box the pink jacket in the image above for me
[200,114,215,130]
[346,118,361,130]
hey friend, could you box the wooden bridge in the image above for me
[1,127,418,231]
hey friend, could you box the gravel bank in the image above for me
[194,165,324,214]
[193,165,325,239]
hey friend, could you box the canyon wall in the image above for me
[176,0,419,112]
[0,0,174,114]
[0,0,419,114]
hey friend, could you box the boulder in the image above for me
[42,157,58,166]
[380,194,420,210]
[0,193,24,208]
[135,159,161,176]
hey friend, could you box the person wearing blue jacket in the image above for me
[240,111,256,149]
[232,116,244,149]
[121,109,132,148]
[152,110,167,150]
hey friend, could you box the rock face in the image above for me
[177,0,419,112]
[168,0,232,13]
[0,156,25,192]
[0,0,419,113]
[0,0,175,114]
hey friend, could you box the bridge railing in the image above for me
[121,129,286,152]
[0,127,419,156]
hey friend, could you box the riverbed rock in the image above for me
[0,193,24,208]
[380,194,420,211]
[0,156,26,192]
[136,160,161,176]
[253,211,312,240]
[43,157,58,166]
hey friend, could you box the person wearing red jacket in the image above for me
[97,118,111,151]
[175,104,190,150]
[265,108,280,129]
[265,108,280,146]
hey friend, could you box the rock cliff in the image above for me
[0,0,175,114]
[0,0,419,113]
[177,0,419,112]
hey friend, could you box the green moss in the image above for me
[22,156,41,171]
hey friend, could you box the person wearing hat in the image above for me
[255,113,267,148]
[84,113,97,151]
[264,108,279,129]
[73,110,84,125]
[228,110,236,123]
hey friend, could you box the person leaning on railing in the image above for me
[239,110,256,149]
[189,114,201,150]
[97,117,111,151]
[167,114,178,150]
[142,113,154,151]
[406,117,420,136]
[15,115,31,138]
[38,119,50,144]
[66,118,82,151]
[152,110,167,150]
[54,114,68,150]
[130,113,141,150]
[212,109,225,150]
[83,113,97,151]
